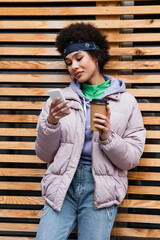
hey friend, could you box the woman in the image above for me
[35,22,146,240]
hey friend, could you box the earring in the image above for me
[96,61,100,72]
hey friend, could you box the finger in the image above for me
[106,105,111,119]
[94,113,106,119]
[51,100,69,113]
[95,123,110,133]
[94,123,107,131]
[50,97,61,107]
[93,118,108,126]
[56,104,71,116]
[54,101,71,113]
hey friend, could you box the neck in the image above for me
[86,73,105,85]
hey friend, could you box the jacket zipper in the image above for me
[91,133,99,209]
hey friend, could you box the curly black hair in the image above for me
[55,22,110,73]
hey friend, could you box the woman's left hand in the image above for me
[93,105,111,141]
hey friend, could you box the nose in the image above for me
[71,60,79,70]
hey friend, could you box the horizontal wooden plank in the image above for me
[0,155,159,167]
[0,141,158,152]
[0,61,65,69]
[0,19,160,29]
[1,60,160,70]
[0,182,41,190]
[1,87,160,98]
[0,0,154,2]
[1,129,159,140]
[122,75,160,84]
[1,115,159,125]
[0,233,78,240]
[0,128,36,136]
[127,186,160,195]
[146,130,160,139]
[1,101,160,112]
[0,6,160,16]
[1,33,160,43]
[0,238,34,240]
[0,114,38,123]
[1,197,158,209]
[0,33,57,42]
[0,168,45,176]
[110,47,160,56]
[128,172,160,181]
[120,199,160,209]
[143,117,160,125]
[106,61,160,70]
[139,103,160,112]
[1,210,160,224]
[144,144,160,153]
[0,101,44,110]
[111,33,160,43]
[2,182,160,195]
[0,154,42,163]
[0,163,160,178]
[128,89,160,97]
[1,74,160,84]
[0,47,59,56]
[1,46,160,57]
[117,75,160,84]
[0,196,44,205]
[116,213,160,224]
[139,158,160,167]
[0,74,70,83]
[0,142,35,150]
[0,222,38,232]
[0,209,40,218]
[112,227,160,238]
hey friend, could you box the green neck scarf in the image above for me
[81,79,110,100]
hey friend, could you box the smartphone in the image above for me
[48,88,71,114]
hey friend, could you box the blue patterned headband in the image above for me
[63,41,100,58]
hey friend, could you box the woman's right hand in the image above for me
[47,97,71,125]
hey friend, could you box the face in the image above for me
[65,51,98,85]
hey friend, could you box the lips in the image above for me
[75,71,83,78]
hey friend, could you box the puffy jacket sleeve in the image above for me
[99,98,146,171]
[35,99,62,163]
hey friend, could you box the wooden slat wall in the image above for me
[0,0,159,239]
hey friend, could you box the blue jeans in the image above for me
[36,164,117,240]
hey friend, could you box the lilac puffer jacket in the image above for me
[35,86,146,212]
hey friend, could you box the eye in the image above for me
[77,57,82,62]
[65,61,72,66]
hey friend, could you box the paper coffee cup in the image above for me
[90,99,108,132]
